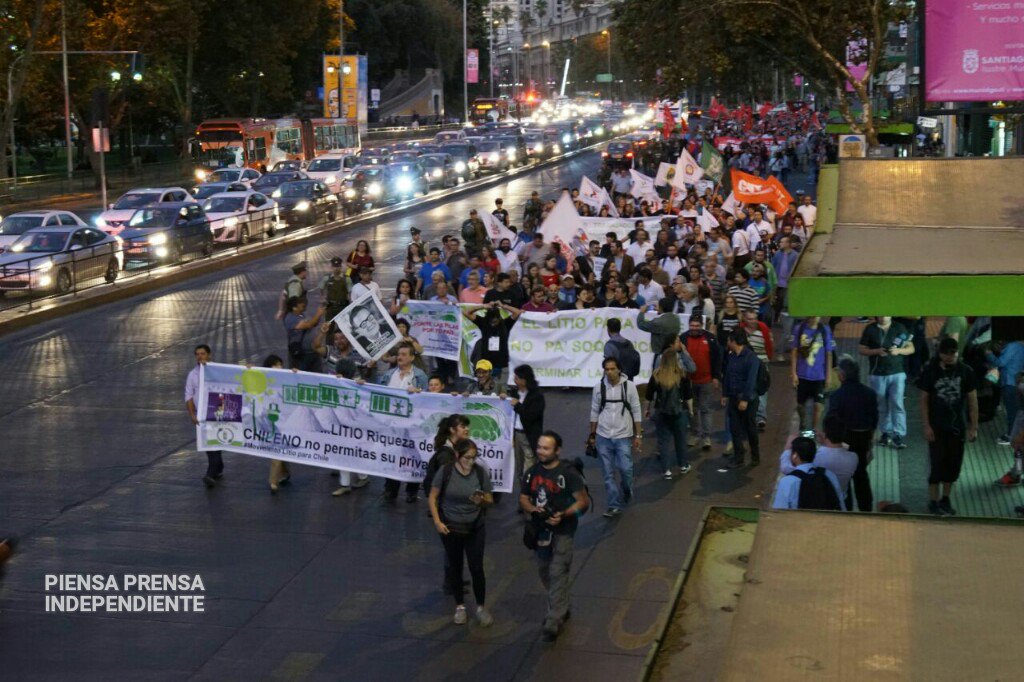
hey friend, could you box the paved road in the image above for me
[0,150,782,680]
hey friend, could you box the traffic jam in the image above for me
[0,99,653,303]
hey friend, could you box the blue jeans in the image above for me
[870,373,907,438]
[1003,387,1020,436]
[654,411,689,470]
[596,435,634,510]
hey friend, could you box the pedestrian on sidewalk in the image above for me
[918,337,979,516]
[646,347,696,480]
[184,344,223,488]
[827,356,879,511]
[721,329,761,469]
[588,357,642,518]
[429,439,495,627]
[520,431,590,642]
[859,317,914,449]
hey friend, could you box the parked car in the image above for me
[305,154,360,195]
[191,181,248,201]
[419,154,459,189]
[0,225,121,294]
[96,187,196,235]
[386,162,429,199]
[474,140,511,173]
[203,191,277,244]
[253,170,309,194]
[273,181,338,229]
[118,203,213,265]
[0,210,88,253]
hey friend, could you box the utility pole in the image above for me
[462,0,469,124]
[7,53,26,186]
[62,1,73,179]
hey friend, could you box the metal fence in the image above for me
[0,161,193,206]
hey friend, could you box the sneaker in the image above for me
[663,469,673,480]
[476,606,494,627]
[995,472,1022,487]
[928,500,941,515]
[454,605,467,625]
[997,434,1012,446]
[332,486,352,497]
[202,475,216,488]
[702,438,712,450]
[939,498,956,516]
[687,434,700,447]
[724,441,734,455]
[678,464,692,476]
[891,435,908,450]
[879,433,892,448]
[602,508,622,518]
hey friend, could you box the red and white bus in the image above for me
[191,117,360,178]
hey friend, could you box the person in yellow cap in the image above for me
[459,359,504,397]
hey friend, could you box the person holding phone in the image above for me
[428,439,494,627]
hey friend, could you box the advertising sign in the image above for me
[466,49,479,84]
[925,0,1024,101]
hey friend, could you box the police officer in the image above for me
[319,257,350,322]
[276,261,308,320]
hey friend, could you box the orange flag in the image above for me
[730,169,776,205]
[765,176,794,214]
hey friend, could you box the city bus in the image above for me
[191,118,360,179]
[469,98,509,124]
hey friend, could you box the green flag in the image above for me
[700,140,725,182]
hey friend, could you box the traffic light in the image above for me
[130,53,144,82]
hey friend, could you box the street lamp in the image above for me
[601,29,612,99]
[542,40,550,98]
[110,70,121,82]
[523,43,530,95]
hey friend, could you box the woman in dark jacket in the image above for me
[509,364,545,480]
[645,348,693,480]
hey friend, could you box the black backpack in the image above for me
[755,360,771,396]
[610,338,641,379]
[787,467,842,511]
[599,379,637,434]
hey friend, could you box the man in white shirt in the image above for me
[588,357,643,518]
[797,194,817,229]
[496,237,521,274]
[659,244,685,281]
[636,268,665,305]
[185,344,224,488]
[625,227,653,264]
[748,209,774,238]
[778,415,859,500]
[671,280,715,326]
[350,267,382,301]
[731,223,752,269]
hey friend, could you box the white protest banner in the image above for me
[333,291,402,362]
[197,363,516,491]
[629,169,661,206]
[398,300,462,361]
[655,162,675,187]
[539,192,586,262]
[479,209,516,244]
[721,192,741,216]
[591,256,607,280]
[579,215,664,243]
[508,310,655,387]
[696,209,720,233]
[672,148,704,189]
[579,176,619,216]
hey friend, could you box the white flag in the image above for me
[672,148,704,189]
[479,209,516,245]
[696,209,720,233]
[654,162,674,187]
[579,176,619,217]
[629,169,661,206]
[539,191,587,263]
[721,192,740,216]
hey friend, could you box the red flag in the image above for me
[758,102,773,119]
[765,176,794,214]
[679,114,689,134]
[661,104,675,139]
[731,169,776,205]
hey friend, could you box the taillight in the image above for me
[601,152,609,157]
[626,152,634,158]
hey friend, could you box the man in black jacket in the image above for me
[510,364,545,484]
[826,356,879,511]
[721,329,761,468]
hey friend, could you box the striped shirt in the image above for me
[727,284,760,312]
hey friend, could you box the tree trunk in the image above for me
[0,0,49,180]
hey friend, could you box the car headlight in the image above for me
[38,275,52,287]
[271,190,281,198]
[325,175,337,185]
[552,144,561,153]
[396,177,413,192]
[507,150,516,160]
[224,217,238,227]
[37,260,53,273]
[562,134,571,144]
[94,216,107,228]
[149,233,167,246]
[454,161,466,172]
[195,169,207,180]
[295,200,311,211]
[344,188,356,199]
[10,243,25,252]
[432,169,442,178]
[534,143,544,152]
[368,182,382,196]
[489,152,499,162]
[595,127,605,136]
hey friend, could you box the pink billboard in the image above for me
[925,0,1024,101]
[466,49,479,84]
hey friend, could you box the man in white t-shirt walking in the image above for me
[797,195,817,231]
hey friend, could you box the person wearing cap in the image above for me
[917,336,979,516]
[827,355,879,511]
[492,198,509,226]
[459,359,503,397]
[319,257,350,322]
[555,275,578,310]
[409,226,428,252]
[461,209,490,257]
[276,261,308,320]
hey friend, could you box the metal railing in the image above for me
[0,161,193,206]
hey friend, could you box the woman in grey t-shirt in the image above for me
[428,439,494,627]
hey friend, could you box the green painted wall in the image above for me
[789,274,1024,316]
[815,164,838,234]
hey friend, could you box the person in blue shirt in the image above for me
[418,248,452,295]
[458,254,488,289]
[988,340,1024,444]
[772,436,846,510]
